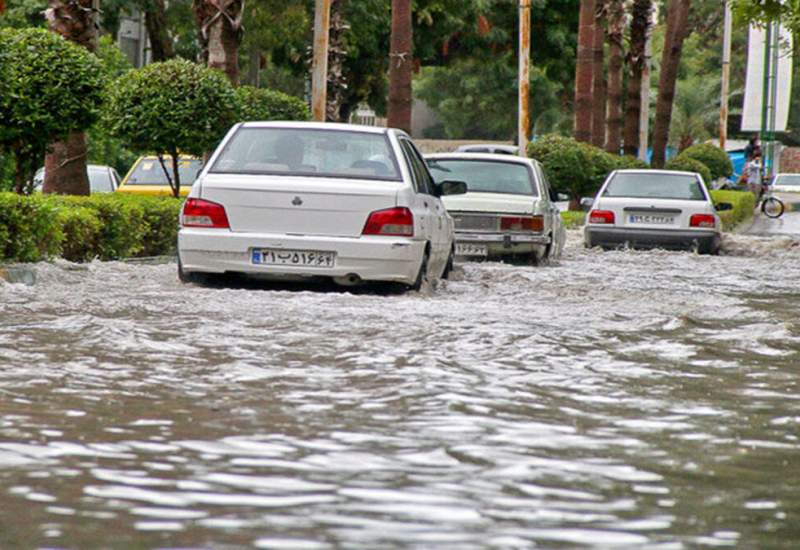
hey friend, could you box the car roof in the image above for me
[614,169,697,176]
[135,155,201,161]
[238,121,390,135]
[425,152,533,165]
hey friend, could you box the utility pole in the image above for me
[719,0,732,150]
[311,0,332,122]
[518,0,531,156]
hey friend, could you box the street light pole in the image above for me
[518,0,531,157]
[311,0,332,122]
[719,0,732,150]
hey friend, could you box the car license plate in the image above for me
[456,243,488,257]
[252,249,336,268]
[629,214,676,225]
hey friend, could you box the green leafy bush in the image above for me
[615,155,650,170]
[710,189,756,230]
[663,156,713,185]
[0,28,104,194]
[528,135,649,208]
[0,193,182,263]
[560,210,586,228]
[235,86,310,122]
[103,59,238,196]
[679,143,733,181]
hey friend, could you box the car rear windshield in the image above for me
[427,159,537,196]
[603,172,707,201]
[775,174,800,186]
[209,127,401,181]
[125,158,203,185]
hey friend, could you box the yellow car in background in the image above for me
[116,155,204,197]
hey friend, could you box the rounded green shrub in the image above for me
[663,156,713,185]
[235,86,310,122]
[103,59,238,195]
[0,28,105,193]
[679,143,733,181]
[528,135,593,206]
[615,155,650,170]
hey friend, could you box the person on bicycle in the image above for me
[746,151,764,198]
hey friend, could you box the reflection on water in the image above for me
[1,232,799,548]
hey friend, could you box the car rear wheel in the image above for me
[410,249,430,291]
[442,247,455,280]
[178,259,207,285]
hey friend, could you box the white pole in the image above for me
[720,0,732,149]
[311,0,332,122]
[518,0,531,157]
[638,4,655,162]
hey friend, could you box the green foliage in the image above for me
[732,0,800,36]
[679,143,733,181]
[528,135,647,207]
[663,156,713,185]
[710,189,756,230]
[416,55,562,140]
[0,28,104,192]
[95,34,134,79]
[527,135,593,203]
[103,59,238,194]
[235,86,310,122]
[0,0,47,29]
[0,193,183,263]
[560,210,586,229]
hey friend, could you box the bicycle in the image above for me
[757,184,785,219]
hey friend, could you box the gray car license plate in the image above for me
[456,243,488,257]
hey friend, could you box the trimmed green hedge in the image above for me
[0,193,182,263]
[663,156,713,186]
[560,210,586,228]
[710,190,755,231]
[679,143,733,181]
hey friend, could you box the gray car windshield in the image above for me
[603,173,707,201]
[427,159,537,196]
[775,174,800,186]
[210,128,401,181]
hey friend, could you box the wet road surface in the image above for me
[1,228,799,548]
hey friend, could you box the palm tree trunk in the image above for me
[622,0,652,157]
[605,0,624,154]
[591,2,607,148]
[326,0,349,122]
[42,0,96,196]
[142,0,174,61]
[388,0,413,132]
[193,0,244,85]
[574,0,596,142]
[651,0,692,168]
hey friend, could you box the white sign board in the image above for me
[741,24,793,132]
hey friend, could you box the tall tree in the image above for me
[326,0,349,122]
[605,0,624,153]
[193,0,244,85]
[141,0,175,61]
[622,0,652,156]
[591,1,607,147]
[651,0,692,167]
[42,0,97,196]
[388,0,412,132]
[574,0,595,142]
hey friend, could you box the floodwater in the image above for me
[1,224,799,548]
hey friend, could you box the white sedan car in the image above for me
[771,173,800,193]
[178,122,466,290]
[425,153,566,264]
[584,169,730,254]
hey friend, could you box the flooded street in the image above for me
[1,224,800,548]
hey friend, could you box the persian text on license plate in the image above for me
[456,243,488,257]
[629,214,676,225]
[252,249,336,268]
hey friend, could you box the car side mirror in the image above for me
[437,180,468,197]
[715,202,733,212]
[557,193,570,202]
[580,197,594,211]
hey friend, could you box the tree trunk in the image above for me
[574,0,596,143]
[142,0,174,61]
[388,0,413,133]
[193,0,244,85]
[605,0,624,154]
[651,0,692,168]
[42,0,96,196]
[248,46,261,87]
[591,3,607,148]
[622,0,652,157]
[326,0,349,122]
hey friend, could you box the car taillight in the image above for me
[690,214,716,228]
[182,198,230,228]
[589,210,615,224]
[362,207,414,236]
[500,215,544,232]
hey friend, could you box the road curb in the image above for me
[0,266,36,286]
